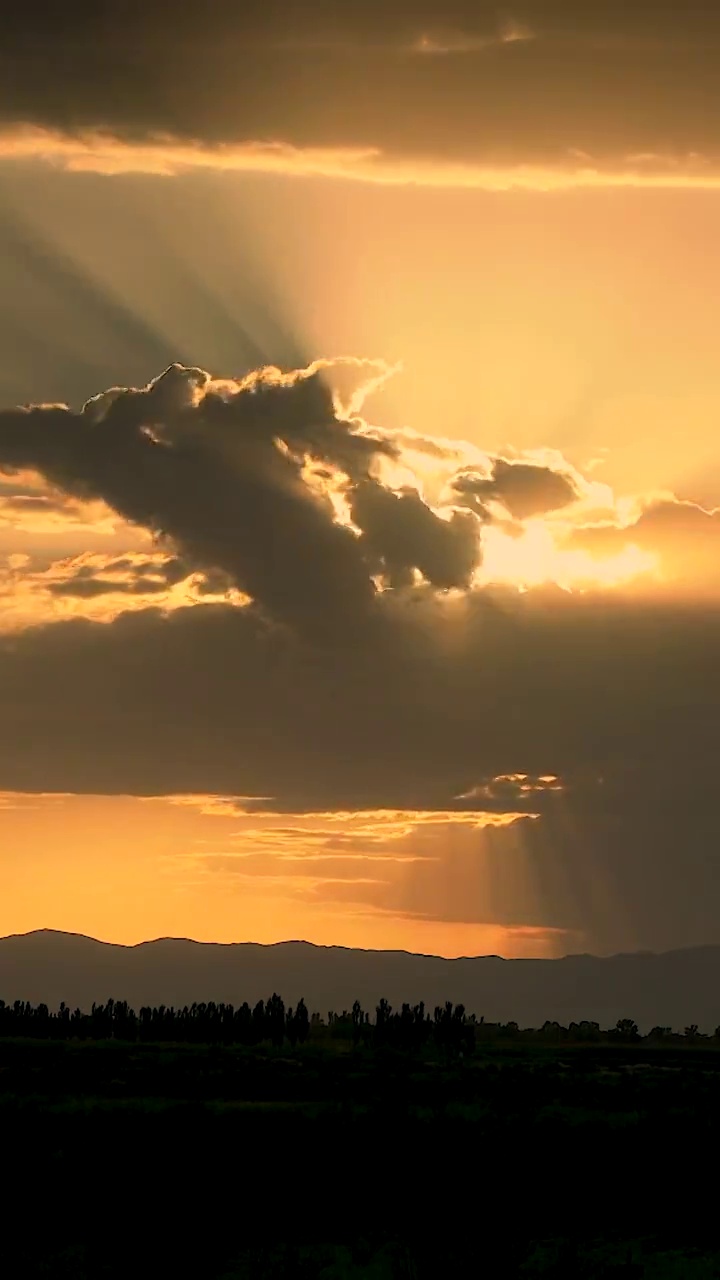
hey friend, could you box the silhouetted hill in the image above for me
[3,930,720,1031]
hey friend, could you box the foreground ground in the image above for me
[4,1036,720,1277]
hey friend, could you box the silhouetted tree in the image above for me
[1,992,719,1060]
[265,993,285,1047]
[375,998,392,1047]
[351,999,364,1047]
[294,998,309,1045]
[251,999,266,1044]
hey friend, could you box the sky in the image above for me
[1,1,720,958]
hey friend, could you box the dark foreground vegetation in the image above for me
[4,995,720,1277]
[4,993,720,1048]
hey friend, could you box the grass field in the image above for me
[3,1035,720,1276]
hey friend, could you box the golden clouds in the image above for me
[0,550,245,631]
[0,358,714,634]
[159,795,535,827]
[5,126,720,192]
[151,798,545,934]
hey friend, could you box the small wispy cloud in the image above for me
[410,19,534,56]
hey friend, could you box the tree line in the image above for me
[1,996,719,1051]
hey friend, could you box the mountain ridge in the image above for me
[3,929,720,1030]
[8,927,720,962]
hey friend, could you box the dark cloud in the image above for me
[0,362,485,634]
[1,588,715,803]
[0,589,718,953]
[100,555,188,584]
[351,478,479,588]
[189,568,237,596]
[0,3,719,173]
[46,575,167,599]
[453,458,579,520]
[0,363,393,636]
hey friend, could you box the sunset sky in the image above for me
[1,1,720,958]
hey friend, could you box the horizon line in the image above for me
[3,926,717,964]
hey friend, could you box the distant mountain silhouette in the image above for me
[2,930,720,1031]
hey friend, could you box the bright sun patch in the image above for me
[477,521,658,591]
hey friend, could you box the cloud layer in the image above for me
[1,357,719,955]
[2,4,720,187]
[5,127,720,192]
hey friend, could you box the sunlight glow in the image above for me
[477,522,658,591]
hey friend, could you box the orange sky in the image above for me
[1,165,720,957]
[0,792,569,957]
[5,166,720,506]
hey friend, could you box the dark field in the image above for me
[4,1034,720,1277]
